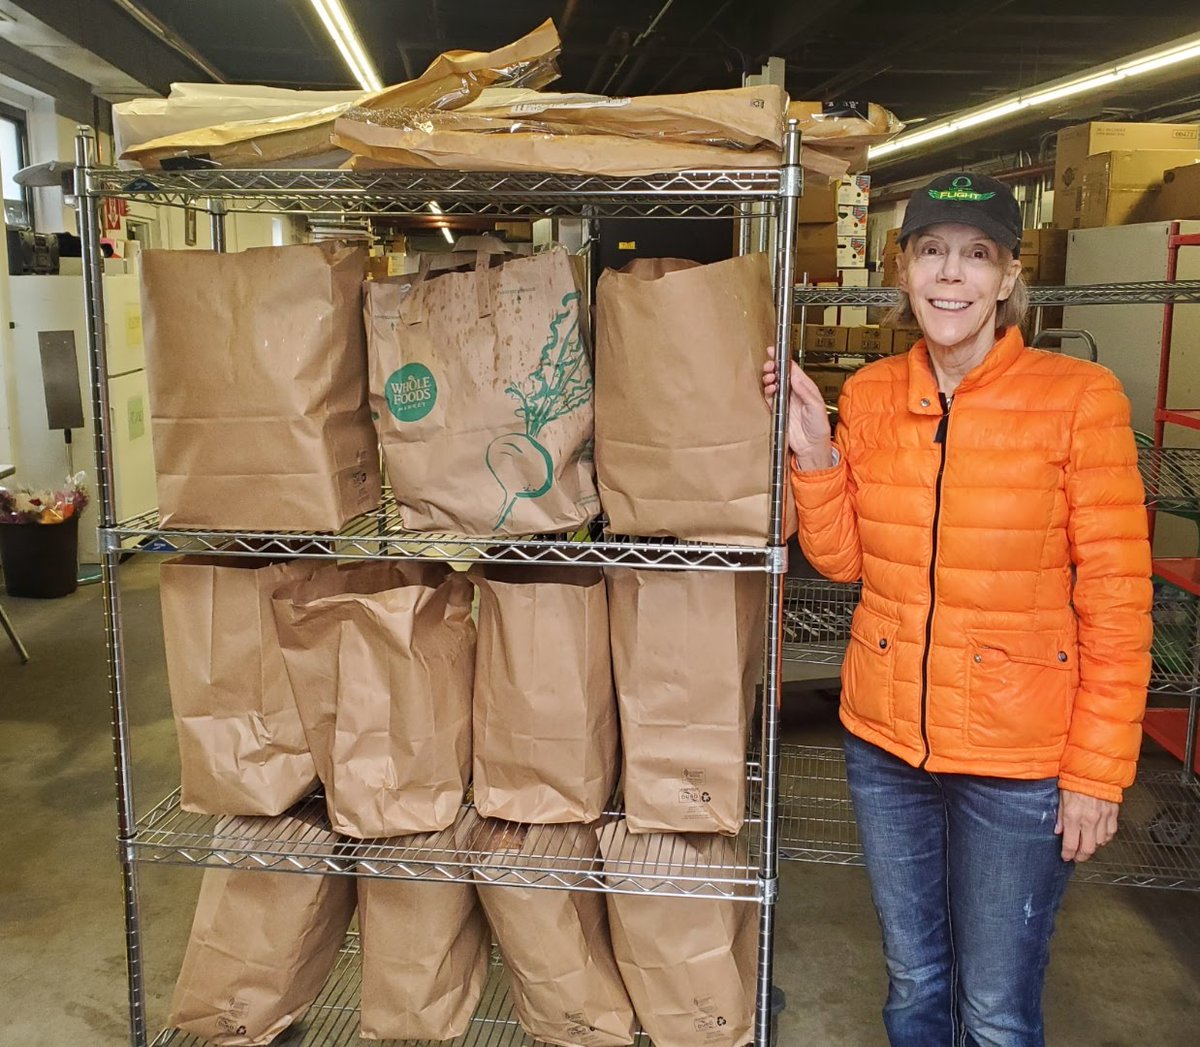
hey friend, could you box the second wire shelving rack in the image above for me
[778,279,1200,893]
[77,129,804,1047]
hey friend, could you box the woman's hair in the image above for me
[884,243,1030,334]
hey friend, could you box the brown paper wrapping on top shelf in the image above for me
[160,556,319,816]
[786,100,905,182]
[364,244,599,537]
[469,565,618,824]
[595,253,789,545]
[357,834,491,1042]
[139,241,380,531]
[271,560,475,839]
[606,569,764,835]
[168,811,357,1046]
[122,19,561,168]
[473,822,636,1047]
[333,84,786,176]
[597,820,758,1047]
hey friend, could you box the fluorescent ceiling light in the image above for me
[871,31,1200,161]
[309,0,382,92]
[441,227,455,245]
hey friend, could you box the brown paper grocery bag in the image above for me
[364,245,599,536]
[168,812,357,1045]
[160,557,319,816]
[597,820,757,1047]
[470,565,618,823]
[140,241,380,531]
[271,560,474,838]
[358,872,490,1040]
[606,569,764,835]
[474,822,636,1047]
[595,254,787,545]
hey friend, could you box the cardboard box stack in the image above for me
[881,228,901,287]
[1157,163,1200,221]
[798,322,920,405]
[796,174,871,283]
[1052,121,1200,229]
[1019,228,1069,286]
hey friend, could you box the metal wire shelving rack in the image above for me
[780,280,1200,893]
[77,127,803,1047]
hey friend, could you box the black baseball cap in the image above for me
[899,173,1023,257]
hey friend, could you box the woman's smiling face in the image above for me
[900,222,1021,354]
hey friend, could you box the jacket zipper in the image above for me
[918,393,951,768]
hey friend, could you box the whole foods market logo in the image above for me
[928,175,995,202]
[386,363,437,422]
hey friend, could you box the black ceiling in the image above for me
[16,0,1200,178]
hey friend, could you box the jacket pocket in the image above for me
[842,605,899,728]
[965,631,1077,751]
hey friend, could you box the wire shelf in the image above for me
[778,744,1200,890]
[110,499,768,572]
[151,937,653,1046]
[1140,446,1200,513]
[793,281,1200,308]
[782,579,1200,697]
[133,789,763,901]
[84,166,782,218]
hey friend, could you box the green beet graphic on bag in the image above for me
[488,291,591,529]
[365,245,599,537]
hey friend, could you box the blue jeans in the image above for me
[843,731,1073,1047]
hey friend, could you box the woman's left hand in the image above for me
[1055,789,1119,862]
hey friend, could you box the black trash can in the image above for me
[0,515,79,598]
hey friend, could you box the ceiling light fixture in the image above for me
[308,0,382,93]
[871,32,1200,161]
[441,227,455,245]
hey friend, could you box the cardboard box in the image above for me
[795,221,838,281]
[1156,163,1200,221]
[847,326,894,354]
[890,327,923,354]
[1052,122,1200,228]
[836,204,868,236]
[494,220,534,240]
[1018,228,1068,284]
[803,366,852,403]
[804,325,850,352]
[797,181,838,223]
[837,174,871,206]
[837,236,867,268]
[838,267,869,287]
[1076,150,1200,228]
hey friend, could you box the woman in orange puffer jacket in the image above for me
[764,173,1151,1047]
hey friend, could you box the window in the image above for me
[0,105,32,229]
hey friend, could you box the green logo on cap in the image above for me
[928,175,996,202]
[386,363,437,422]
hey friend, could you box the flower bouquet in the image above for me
[0,472,89,525]
[0,473,89,598]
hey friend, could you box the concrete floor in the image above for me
[1,558,1197,1045]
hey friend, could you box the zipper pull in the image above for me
[933,394,950,444]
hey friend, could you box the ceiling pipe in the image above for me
[600,0,676,96]
[559,0,580,37]
[646,0,736,94]
[107,0,226,83]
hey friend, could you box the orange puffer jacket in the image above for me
[791,327,1153,802]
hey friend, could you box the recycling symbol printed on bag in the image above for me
[487,290,591,529]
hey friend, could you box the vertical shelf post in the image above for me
[75,128,150,1047]
[756,118,801,1046]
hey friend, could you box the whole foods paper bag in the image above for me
[140,242,380,531]
[168,812,356,1045]
[470,565,618,823]
[606,570,764,835]
[597,820,757,1047]
[364,246,599,536]
[160,557,319,816]
[474,822,636,1047]
[595,254,781,545]
[271,560,474,838]
[358,873,490,1040]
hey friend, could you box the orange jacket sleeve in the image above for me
[1060,371,1153,803]
[789,383,862,583]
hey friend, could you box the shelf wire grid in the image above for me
[85,166,782,219]
[793,281,1200,308]
[134,781,764,901]
[110,499,769,572]
[152,937,654,1047]
[782,578,1200,697]
[778,744,1200,890]
[1139,446,1200,514]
